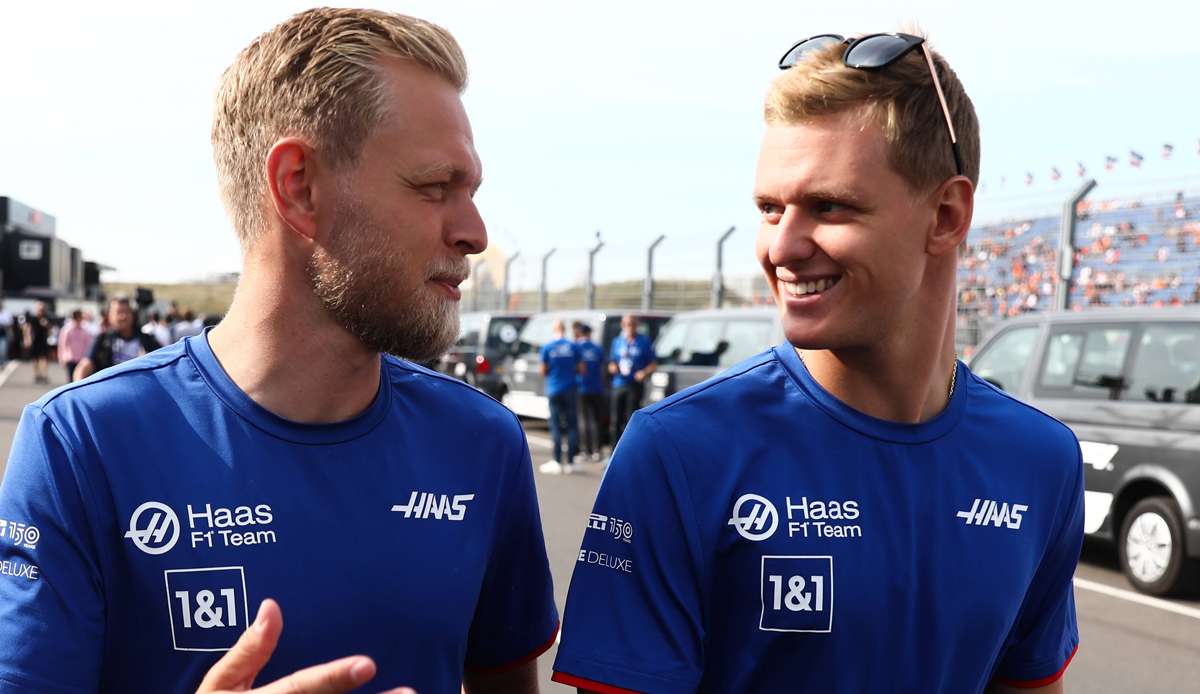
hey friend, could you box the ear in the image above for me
[925,176,975,257]
[264,137,324,243]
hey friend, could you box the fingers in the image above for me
[197,599,284,692]
[255,655,384,694]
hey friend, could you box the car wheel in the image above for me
[1117,496,1197,596]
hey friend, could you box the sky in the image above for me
[1,0,1198,291]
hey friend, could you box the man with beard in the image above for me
[0,8,556,694]
[72,296,162,380]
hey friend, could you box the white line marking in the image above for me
[1073,577,1200,621]
[526,433,553,449]
[0,361,19,388]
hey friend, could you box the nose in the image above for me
[766,206,819,268]
[446,195,487,256]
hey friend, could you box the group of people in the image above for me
[0,8,1083,694]
[536,315,656,473]
[4,298,204,385]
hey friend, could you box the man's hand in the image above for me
[197,599,416,694]
[633,370,645,382]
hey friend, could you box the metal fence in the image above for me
[462,181,1200,354]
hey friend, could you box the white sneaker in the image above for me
[590,452,602,462]
[538,460,562,475]
[562,463,575,475]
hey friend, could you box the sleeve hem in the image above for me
[552,671,642,694]
[994,643,1078,689]
[465,622,559,674]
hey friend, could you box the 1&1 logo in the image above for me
[124,501,181,555]
[728,494,779,541]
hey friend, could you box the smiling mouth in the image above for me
[779,275,842,297]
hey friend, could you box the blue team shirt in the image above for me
[576,340,605,395]
[0,332,558,694]
[609,334,654,388]
[540,338,580,397]
[554,344,1083,694]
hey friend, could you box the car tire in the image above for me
[1117,496,1197,597]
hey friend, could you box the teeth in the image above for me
[780,276,840,297]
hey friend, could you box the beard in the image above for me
[306,192,466,362]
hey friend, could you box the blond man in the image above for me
[553,33,1082,693]
[0,8,556,694]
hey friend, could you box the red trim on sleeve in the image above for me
[466,622,559,674]
[994,644,1078,689]
[552,671,642,694]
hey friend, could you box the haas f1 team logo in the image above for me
[728,494,779,541]
[125,501,181,555]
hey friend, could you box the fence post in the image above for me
[1056,179,1096,311]
[642,234,666,310]
[586,233,604,310]
[711,226,736,308]
[539,248,556,312]
[501,252,520,311]
[471,259,486,312]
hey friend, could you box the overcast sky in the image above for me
[2,0,1198,288]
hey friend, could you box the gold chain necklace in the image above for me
[798,352,959,403]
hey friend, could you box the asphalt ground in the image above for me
[0,361,1197,692]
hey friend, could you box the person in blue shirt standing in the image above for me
[554,33,1082,694]
[539,320,582,474]
[573,321,606,462]
[607,314,656,446]
[0,8,557,694]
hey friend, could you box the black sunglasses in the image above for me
[779,33,964,178]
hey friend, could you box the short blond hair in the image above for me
[765,36,980,193]
[212,7,468,247]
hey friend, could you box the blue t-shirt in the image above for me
[553,345,1083,694]
[540,338,580,397]
[0,332,558,694]
[609,334,654,388]
[576,340,605,395]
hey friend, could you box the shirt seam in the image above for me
[554,651,700,689]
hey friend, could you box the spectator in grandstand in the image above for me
[23,302,52,384]
[0,9,555,694]
[72,296,162,380]
[573,321,605,462]
[608,313,656,446]
[58,310,94,383]
[556,32,1082,694]
[539,320,582,474]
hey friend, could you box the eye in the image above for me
[813,199,855,217]
[758,201,783,222]
[420,182,450,200]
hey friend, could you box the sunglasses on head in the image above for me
[778,33,964,178]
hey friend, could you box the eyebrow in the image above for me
[753,185,871,210]
[403,162,483,194]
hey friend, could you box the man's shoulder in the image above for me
[36,341,191,419]
[640,348,782,421]
[382,354,523,435]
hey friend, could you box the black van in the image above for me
[502,309,672,420]
[436,312,530,401]
[970,307,1200,595]
[647,308,782,404]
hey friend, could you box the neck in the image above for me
[207,250,380,424]
[798,269,959,424]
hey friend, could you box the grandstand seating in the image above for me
[957,193,1200,327]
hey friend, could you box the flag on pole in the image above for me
[1076,161,1087,177]
[1050,167,1062,181]
[1104,155,1118,171]
[1163,143,1175,159]
[1129,150,1144,168]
